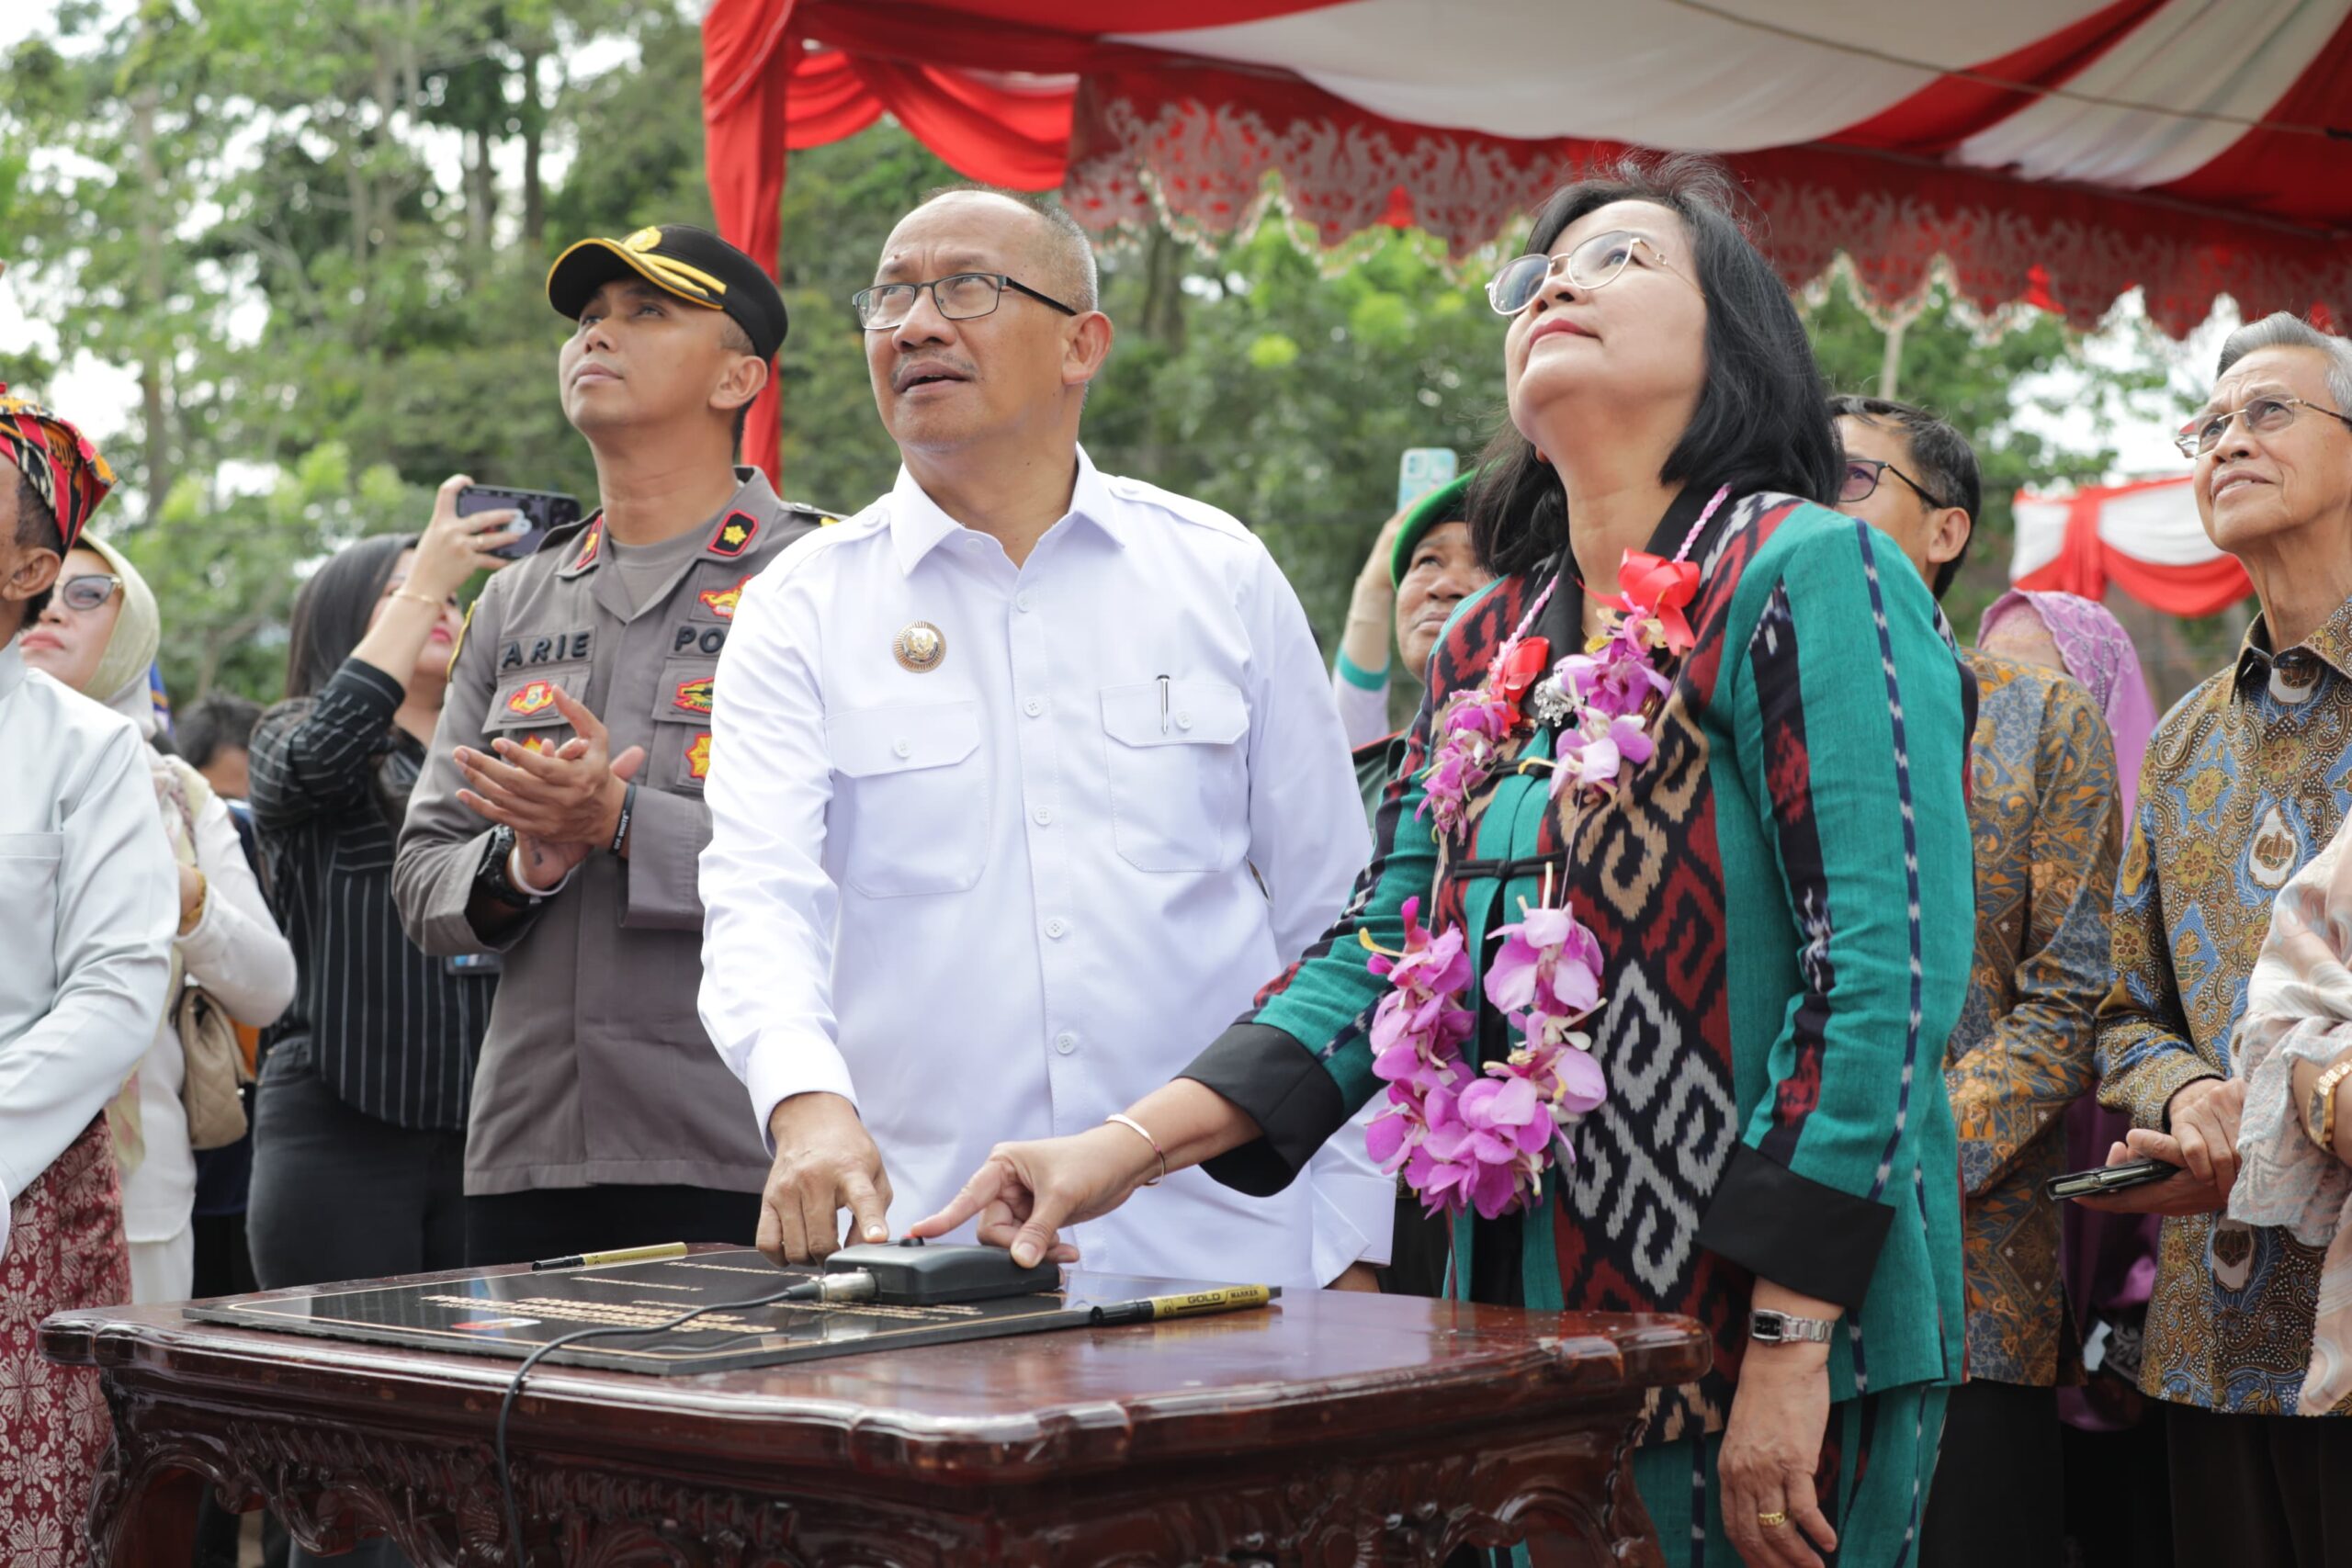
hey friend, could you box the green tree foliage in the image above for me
[3,2,2195,709]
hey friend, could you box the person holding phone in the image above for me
[393,223,831,1268]
[1330,473,1492,758]
[2087,312,2352,1563]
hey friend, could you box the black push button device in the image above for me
[820,1238,1061,1305]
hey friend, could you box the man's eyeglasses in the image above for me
[1486,231,1684,316]
[1839,458,1952,512]
[852,273,1080,332]
[2174,395,2352,458]
[54,572,121,613]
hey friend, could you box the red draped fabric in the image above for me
[704,0,2352,480]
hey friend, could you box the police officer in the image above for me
[394,224,831,1266]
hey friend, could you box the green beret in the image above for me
[1391,472,1475,589]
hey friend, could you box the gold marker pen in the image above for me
[529,1241,689,1271]
[1089,1284,1275,1325]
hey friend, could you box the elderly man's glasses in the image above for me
[853,273,1080,332]
[2175,395,2352,458]
[1839,458,1952,512]
[1486,231,1682,315]
[55,573,121,613]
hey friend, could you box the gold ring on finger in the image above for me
[1757,1510,1789,1529]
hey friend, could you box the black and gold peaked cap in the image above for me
[547,223,788,362]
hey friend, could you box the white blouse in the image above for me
[0,644,176,1261]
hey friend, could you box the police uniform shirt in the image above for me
[697,447,1393,1288]
[393,468,827,1197]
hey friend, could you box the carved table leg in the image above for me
[85,1447,206,1568]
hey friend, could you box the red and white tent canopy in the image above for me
[704,0,2352,469]
[2010,474,2252,616]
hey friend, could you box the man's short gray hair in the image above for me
[917,185,1099,313]
[2216,311,2352,412]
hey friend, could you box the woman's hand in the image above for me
[910,1124,1159,1267]
[408,474,526,602]
[1719,1341,1836,1567]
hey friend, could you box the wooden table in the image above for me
[42,1258,1709,1567]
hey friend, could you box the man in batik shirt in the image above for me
[2090,313,2352,1565]
[1834,396,2121,1568]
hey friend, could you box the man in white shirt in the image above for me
[0,390,177,1551]
[699,189,1386,1287]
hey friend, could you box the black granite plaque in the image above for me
[184,1249,1105,1374]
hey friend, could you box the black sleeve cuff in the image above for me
[1695,1144,1894,1313]
[1180,1022,1349,1198]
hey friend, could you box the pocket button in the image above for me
[892,738,912,759]
[1176,711,1193,730]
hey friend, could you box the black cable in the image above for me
[492,1277,828,1565]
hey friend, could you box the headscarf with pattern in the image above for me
[0,385,116,551]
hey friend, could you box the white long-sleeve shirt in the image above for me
[700,448,1387,1286]
[0,641,176,1260]
[120,773,296,1245]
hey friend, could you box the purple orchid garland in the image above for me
[1365,488,1727,1220]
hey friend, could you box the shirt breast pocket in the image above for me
[1100,679,1250,874]
[0,831,63,999]
[826,701,989,898]
[650,656,719,793]
[485,668,590,747]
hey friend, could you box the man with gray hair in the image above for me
[697,187,1393,1289]
[2088,311,2352,1562]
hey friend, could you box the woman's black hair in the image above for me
[282,534,416,701]
[275,532,424,830]
[1465,154,1842,578]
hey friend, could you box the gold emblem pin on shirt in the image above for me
[894,621,945,673]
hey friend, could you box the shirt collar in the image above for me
[888,445,1121,576]
[2233,593,2352,694]
[0,637,22,705]
[560,467,774,579]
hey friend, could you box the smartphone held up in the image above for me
[457,484,583,561]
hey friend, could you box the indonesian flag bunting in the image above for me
[2010,475,2253,618]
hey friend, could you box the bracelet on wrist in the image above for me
[1104,1113,1168,1187]
[388,588,443,610]
[609,778,639,855]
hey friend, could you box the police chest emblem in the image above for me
[696,574,752,621]
[505,680,559,717]
[893,621,945,673]
[685,732,713,780]
[673,676,715,716]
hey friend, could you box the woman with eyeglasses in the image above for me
[19,536,297,1306]
[916,157,1973,1568]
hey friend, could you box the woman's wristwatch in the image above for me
[2307,1057,2352,1152]
[1747,1308,1838,1346]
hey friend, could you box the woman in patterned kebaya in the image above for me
[920,158,1973,1568]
